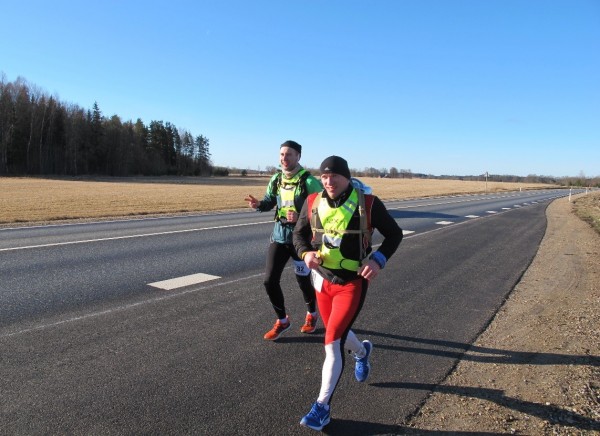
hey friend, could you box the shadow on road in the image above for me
[321,418,505,435]
[353,329,600,432]
[371,382,600,432]
[355,329,600,366]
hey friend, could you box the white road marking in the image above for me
[148,273,220,290]
[465,215,479,218]
[514,205,522,208]
[0,273,263,339]
[486,211,498,214]
[386,192,522,211]
[502,208,511,210]
[0,210,247,231]
[402,230,415,235]
[0,221,271,252]
[436,221,453,225]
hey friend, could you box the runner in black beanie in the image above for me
[319,155,351,180]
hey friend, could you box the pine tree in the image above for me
[195,134,211,176]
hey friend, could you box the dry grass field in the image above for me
[573,190,600,234]
[0,176,561,225]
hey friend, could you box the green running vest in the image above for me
[315,189,362,271]
[276,169,307,221]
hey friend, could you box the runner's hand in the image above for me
[304,251,322,269]
[286,210,298,223]
[244,194,259,209]
[358,259,381,280]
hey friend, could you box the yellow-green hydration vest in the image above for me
[310,188,371,271]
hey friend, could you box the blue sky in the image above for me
[1,0,598,177]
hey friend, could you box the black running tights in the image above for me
[263,242,316,319]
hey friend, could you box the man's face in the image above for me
[279,147,300,171]
[320,173,350,199]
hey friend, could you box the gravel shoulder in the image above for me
[405,195,600,434]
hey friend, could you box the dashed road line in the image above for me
[0,221,271,252]
[0,273,263,339]
[148,273,221,290]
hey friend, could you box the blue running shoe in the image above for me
[354,340,372,382]
[300,401,330,431]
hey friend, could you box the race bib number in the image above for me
[293,260,310,277]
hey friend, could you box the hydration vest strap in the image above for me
[309,192,322,238]
[357,189,368,263]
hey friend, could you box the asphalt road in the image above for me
[0,189,574,435]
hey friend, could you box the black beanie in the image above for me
[319,155,351,180]
[280,140,302,154]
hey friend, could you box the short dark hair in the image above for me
[280,140,301,154]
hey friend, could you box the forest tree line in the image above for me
[2,75,596,187]
[240,165,598,187]
[0,75,213,177]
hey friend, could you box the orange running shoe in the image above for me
[300,313,318,334]
[263,317,290,340]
